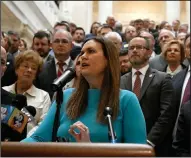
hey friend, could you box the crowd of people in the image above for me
[1,15,190,157]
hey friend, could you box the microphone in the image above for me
[103,107,117,143]
[12,94,27,110]
[1,104,29,133]
[51,67,76,92]
[21,106,37,124]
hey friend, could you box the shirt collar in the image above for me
[132,64,149,76]
[43,54,50,62]
[188,65,190,72]
[166,65,182,75]
[10,83,36,97]
[54,56,71,66]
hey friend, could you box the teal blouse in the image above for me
[21,88,147,143]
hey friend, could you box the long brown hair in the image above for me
[66,37,120,123]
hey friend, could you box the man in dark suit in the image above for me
[120,37,176,156]
[171,33,190,155]
[172,100,190,157]
[35,29,74,100]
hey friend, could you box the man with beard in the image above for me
[119,48,132,76]
[120,37,176,156]
[134,19,144,34]
[72,27,85,47]
[32,31,53,63]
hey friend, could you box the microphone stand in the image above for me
[52,88,63,142]
[107,114,117,143]
[104,107,117,143]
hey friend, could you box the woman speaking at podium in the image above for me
[21,36,146,143]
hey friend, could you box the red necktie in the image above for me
[57,62,65,77]
[182,77,190,104]
[133,71,141,99]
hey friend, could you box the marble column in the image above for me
[59,1,93,33]
[166,1,180,24]
[58,1,72,22]
[98,1,113,24]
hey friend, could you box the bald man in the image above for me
[104,31,122,53]
[139,31,156,59]
[106,15,116,28]
[124,26,137,44]
[177,32,187,44]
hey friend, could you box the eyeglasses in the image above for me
[1,59,6,66]
[53,39,69,44]
[20,63,38,72]
[128,45,148,51]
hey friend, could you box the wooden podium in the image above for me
[1,142,155,157]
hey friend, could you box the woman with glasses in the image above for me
[2,50,51,136]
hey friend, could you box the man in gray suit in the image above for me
[35,29,74,100]
[120,37,176,156]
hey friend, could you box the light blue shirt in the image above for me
[21,88,146,143]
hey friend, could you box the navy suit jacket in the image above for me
[172,100,191,157]
[172,67,189,116]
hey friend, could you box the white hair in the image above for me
[159,29,175,38]
[104,31,122,42]
[52,29,72,42]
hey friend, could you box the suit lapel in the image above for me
[140,67,155,101]
[48,59,57,80]
[125,72,132,91]
[68,59,74,68]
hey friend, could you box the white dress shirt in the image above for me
[166,65,183,76]
[2,83,51,134]
[72,41,83,47]
[132,64,149,89]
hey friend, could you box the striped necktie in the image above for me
[57,62,65,77]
